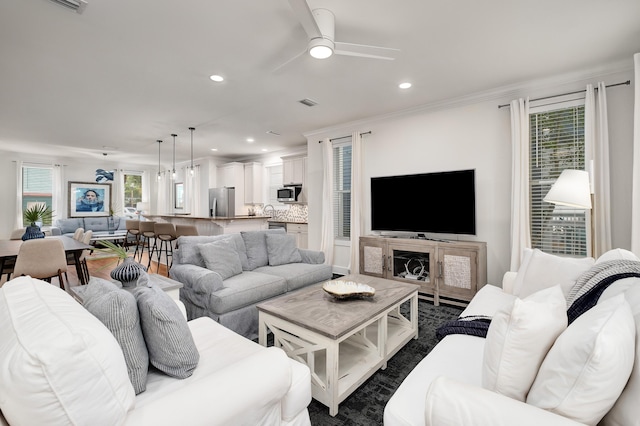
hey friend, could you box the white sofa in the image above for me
[384,248,640,426]
[0,276,312,426]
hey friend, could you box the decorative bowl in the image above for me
[322,280,376,299]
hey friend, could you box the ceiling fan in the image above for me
[282,0,400,65]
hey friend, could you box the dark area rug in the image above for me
[305,299,463,426]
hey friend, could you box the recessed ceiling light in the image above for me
[399,82,412,89]
[209,75,224,82]
[210,148,218,151]
[261,148,268,152]
[246,138,255,143]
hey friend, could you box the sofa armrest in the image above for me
[298,249,325,264]
[170,264,224,294]
[49,227,62,236]
[502,271,518,295]
[123,347,293,425]
[425,376,585,426]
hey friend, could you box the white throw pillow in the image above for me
[527,294,635,425]
[596,248,640,264]
[0,277,135,425]
[512,248,594,298]
[458,284,517,320]
[482,286,567,401]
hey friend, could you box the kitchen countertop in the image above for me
[267,219,308,224]
[144,214,271,220]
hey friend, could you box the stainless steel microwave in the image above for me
[277,185,302,202]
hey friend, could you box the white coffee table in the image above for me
[257,274,419,416]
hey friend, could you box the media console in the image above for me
[359,236,487,307]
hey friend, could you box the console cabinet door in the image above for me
[359,237,386,278]
[437,247,478,302]
[386,241,436,295]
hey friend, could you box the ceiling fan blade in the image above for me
[334,41,400,60]
[287,0,322,39]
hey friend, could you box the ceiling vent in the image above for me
[298,98,318,107]
[266,130,281,136]
[48,0,88,14]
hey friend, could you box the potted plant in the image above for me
[96,239,147,287]
[22,204,54,240]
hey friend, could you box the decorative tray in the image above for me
[322,280,376,299]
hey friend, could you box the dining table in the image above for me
[0,235,94,285]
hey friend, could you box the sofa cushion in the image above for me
[255,262,333,292]
[241,229,286,271]
[0,277,135,425]
[512,248,594,298]
[266,233,302,266]
[57,217,84,234]
[482,286,567,402]
[458,284,517,320]
[175,234,249,270]
[83,277,149,394]
[209,271,287,314]
[132,281,200,379]
[527,294,635,425]
[198,239,243,280]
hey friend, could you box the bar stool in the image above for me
[125,220,141,259]
[175,224,199,249]
[138,221,156,267]
[153,223,177,275]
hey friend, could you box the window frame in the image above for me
[21,163,54,227]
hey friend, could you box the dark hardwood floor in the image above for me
[1,249,168,294]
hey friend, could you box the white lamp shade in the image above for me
[543,169,592,209]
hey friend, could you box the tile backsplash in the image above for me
[259,204,308,223]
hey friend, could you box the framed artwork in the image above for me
[68,181,112,217]
[174,182,184,209]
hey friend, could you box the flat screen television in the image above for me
[371,169,476,235]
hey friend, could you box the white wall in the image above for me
[305,64,635,285]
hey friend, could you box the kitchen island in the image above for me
[143,214,270,236]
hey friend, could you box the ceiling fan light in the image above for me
[308,38,334,59]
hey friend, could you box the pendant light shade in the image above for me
[156,140,162,181]
[171,133,177,180]
[189,127,195,176]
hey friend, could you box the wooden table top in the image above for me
[0,236,92,258]
[257,274,419,339]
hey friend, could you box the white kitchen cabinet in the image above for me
[244,162,263,204]
[286,223,308,249]
[282,155,306,186]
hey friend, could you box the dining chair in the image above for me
[13,239,68,290]
[2,229,26,281]
[77,230,93,284]
[9,228,26,240]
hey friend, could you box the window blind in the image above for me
[333,142,352,239]
[529,104,587,256]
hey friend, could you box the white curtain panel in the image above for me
[632,53,640,255]
[52,164,64,221]
[320,138,334,266]
[157,172,170,214]
[585,83,612,257]
[190,165,201,216]
[14,161,23,229]
[112,169,125,216]
[509,98,531,271]
[349,131,363,274]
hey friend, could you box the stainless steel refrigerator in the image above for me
[209,187,235,217]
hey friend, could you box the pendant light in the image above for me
[171,133,177,180]
[156,140,162,181]
[189,127,195,176]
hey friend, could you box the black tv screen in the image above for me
[371,169,476,235]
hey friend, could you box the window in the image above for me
[124,173,142,208]
[529,102,587,256]
[22,165,53,225]
[333,142,352,239]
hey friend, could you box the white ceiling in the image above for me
[1,0,639,165]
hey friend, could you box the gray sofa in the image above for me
[52,216,127,237]
[170,229,333,339]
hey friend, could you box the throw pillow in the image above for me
[458,284,516,320]
[0,277,135,425]
[197,239,243,280]
[527,294,635,425]
[241,229,285,270]
[596,248,640,264]
[482,286,567,401]
[266,233,302,266]
[512,248,594,298]
[83,277,149,394]
[132,282,200,379]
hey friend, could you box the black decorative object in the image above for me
[21,225,45,241]
[110,257,147,288]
